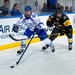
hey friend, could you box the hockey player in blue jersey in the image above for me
[13,6,55,54]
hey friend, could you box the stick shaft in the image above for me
[9,33,60,41]
[16,33,35,65]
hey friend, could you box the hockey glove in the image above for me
[47,21,53,27]
[13,24,19,33]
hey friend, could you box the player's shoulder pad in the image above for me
[20,15,24,19]
[62,14,69,20]
[31,13,37,18]
[49,14,55,19]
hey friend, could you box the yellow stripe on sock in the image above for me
[68,39,73,43]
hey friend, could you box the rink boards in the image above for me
[0,13,75,51]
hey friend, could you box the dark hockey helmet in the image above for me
[56,8,63,14]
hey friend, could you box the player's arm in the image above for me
[46,15,54,27]
[13,15,24,33]
[63,18,73,33]
[33,14,44,30]
[63,17,73,44]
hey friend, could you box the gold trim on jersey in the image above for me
[64,20,71,26]
[47,17,51,21]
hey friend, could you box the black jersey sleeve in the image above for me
[46,15,55,27]
[63,15,72,32]
[63,14,71,26]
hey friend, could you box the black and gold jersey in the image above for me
[47,13,72,32]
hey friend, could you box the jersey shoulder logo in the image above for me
[32,14,36,18]
[20,16,23,19]
[63,16,67,19]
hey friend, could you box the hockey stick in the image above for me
[9,33,60,41]
[16,33,35,65]
[9,34,27,41]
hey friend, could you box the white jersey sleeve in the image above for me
[31,13,45,30]
[16,15,26,29]
[15,13,45,31]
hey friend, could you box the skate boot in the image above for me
[42,44,49,50]
[42,44,55,52]
[68,43,72,50]
[17,44,26,54]
[50,45,55,52]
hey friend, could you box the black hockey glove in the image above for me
[47,21,53,27]
[13,24,19,33]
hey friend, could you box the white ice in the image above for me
[0,35,75,75]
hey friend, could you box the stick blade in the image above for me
[16,62,19,65]
[9,34,19,41]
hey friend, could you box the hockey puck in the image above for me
[10,66,14,68]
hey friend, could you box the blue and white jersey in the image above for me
[16,12,45,31]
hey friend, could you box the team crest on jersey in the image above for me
[32,14,36,18]
[20,16,23,19]
[63,16,67,19]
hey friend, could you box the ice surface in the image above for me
[0,35,75,75]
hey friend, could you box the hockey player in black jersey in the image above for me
[42,8,73,51]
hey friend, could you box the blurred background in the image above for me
[0,0,75,17]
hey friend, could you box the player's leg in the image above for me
[17,28,34,54]
[66,30,73,50]
[42,27,60,51]
[35,28,55,52]
[49,27,60,41]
